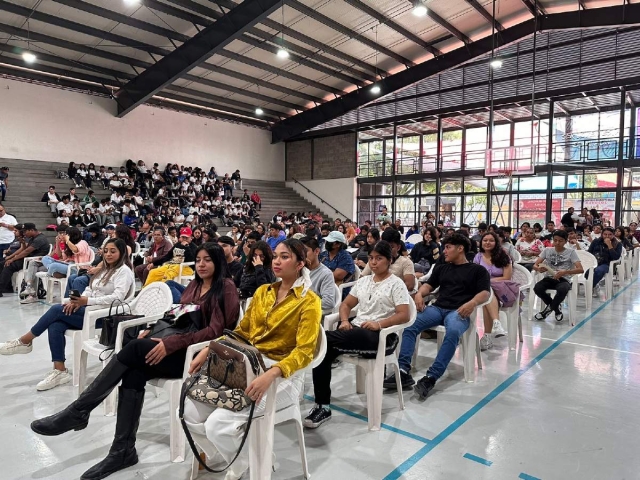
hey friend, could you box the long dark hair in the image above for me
[479,232,511,269]
[244,240,273,274]
[63,227,82,256]
[91,238,128,288]
[191,242,230,321]
[115,224,136,251]
[423,227,437,244]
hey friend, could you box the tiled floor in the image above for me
[2,279,639,480]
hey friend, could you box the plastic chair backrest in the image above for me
[311,327,327,369]
[331,283,341,313]
[512,263,533,289]
[132,282,173,316]
[575,250,597,271]
[512,249,522,263]
[406,234,423,244]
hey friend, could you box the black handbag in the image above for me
[121,307,204,347]
[98,300,144,356]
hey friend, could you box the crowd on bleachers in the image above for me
[0,159,639,479]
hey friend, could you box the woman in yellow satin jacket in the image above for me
[183,238,322,480]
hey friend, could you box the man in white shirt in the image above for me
[301,236,338,314]
[0,204,18,258]
[57,196,74,215]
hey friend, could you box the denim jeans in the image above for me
[398,305,470,380]
[31,304,86,362]
[165,280,186,303]
[42,256,71,276]
[586,263,610,287]
[64,274,90,298]
[0,183,5,201]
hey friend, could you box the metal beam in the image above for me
[582,92,600,112]
[271,4,640,142]
[116,0,282,117]
[165,0,389,77]
[519,0,546,17]
[343,0,441,56]
[0,22,293,116]
[0,0,325,103]
[463,0,504,31]
[284,0,415,67]
[552,98,570,115]
[50,0,350,93]
[488,106,513,122]
[423,4,472,44]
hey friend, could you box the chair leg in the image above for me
[72,334,82,387]
[77,349,88,394]
[355,366,366,394]
[507,307,517,351]
[389,360,405,411]
[292,410,310,479]
[102,360,117,416]
[585,280,592,310]
[249,398,276,479]
[411,336,420,371]
[190,450,201,480]
[366,364,383,431]
[528,288,536,320]
[475,333,482,371]
[46,279,54,304]
[168,382,186,462]
[518,315,523,343]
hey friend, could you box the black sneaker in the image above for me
[554,310,563,322]
[383,371,415,390]
[331,358,342,369]
[534,306,552,321]
[414,375,436,399]
[303,405,331,429]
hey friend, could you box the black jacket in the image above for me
[236,265,276,299]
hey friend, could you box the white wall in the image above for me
[0,78,284,180]
[286,178,357,220]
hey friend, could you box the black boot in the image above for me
[80,387,145,480]
[31,358,129,436]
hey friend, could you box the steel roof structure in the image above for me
[1,1,639,138]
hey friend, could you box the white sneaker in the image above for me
[0,338,33,355]
[19,286,35,299]
[480,333,493,351]
[20,294,39,305]
[492,319,507,338]
[36,369,72,391]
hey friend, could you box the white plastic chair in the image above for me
[76,282,173,415]
[413,290,493,382]
[406,234,423,244]
[622,249,632,283]
[65,281,136,388]
[604,257,623,299]
[324,298,417,430]
[330,282,341,314]
[507,264,532,351]
[12,245,53,294]
[38,249,95,303]
[188,326,328,479]
[338,280,356,301]
[512,249,522,263]
[574,250,597,309]
[531,271,578,326]
[176,261,195,286]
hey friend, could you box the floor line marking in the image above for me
[302,394,432,444]
[522,335,640,355]
[519,473,542,480]
[462,452,492,466]
[381,279,637,480]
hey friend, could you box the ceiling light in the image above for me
[371,85,381,94]
[124,0,140,5]
[490,58,503,69]
[412,1,427,17]
[22,51,36,64]
[276,48,289,59]
[255,107,264,115]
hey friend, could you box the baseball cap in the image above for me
[325,231,347,244]
[23,222,37,231]
[217,235,235,247]
[180,227,193,237]
[104,225,116,231]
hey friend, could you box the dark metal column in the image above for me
[436,116,443,221]
[546,99,555,223]
[392,123,398,218]
[615,89,626,225]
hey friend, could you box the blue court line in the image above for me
[382,279,637,480]
[302,394,432,444]
[463,453,492,466]
[519,473,542,480]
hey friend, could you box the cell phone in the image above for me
[70,290,81,298]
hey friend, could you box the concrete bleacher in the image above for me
[0,158,329,233]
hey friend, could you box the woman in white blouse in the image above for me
[0,238,134,391]
[305,240,412,428]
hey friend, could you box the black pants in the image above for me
[312,326,396,405]
[116,338,187,391]
[533,277,571,313]
[0,258,24,292]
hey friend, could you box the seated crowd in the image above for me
[0,165,636,479]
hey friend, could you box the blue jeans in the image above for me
[64,274,90,298]
[587,263,610,286]
[0,183,6,200]
[31,304,86,362]
[166,280,186,303]
[42,256,70,276]
[398,305,470,380]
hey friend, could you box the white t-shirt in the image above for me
[0,213,17,243]
[348,274,411,327]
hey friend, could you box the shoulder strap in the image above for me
[179,376,256,474]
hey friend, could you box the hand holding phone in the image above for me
[70,289,81,299]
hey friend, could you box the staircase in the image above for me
[0,158,329,235]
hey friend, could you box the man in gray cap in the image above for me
[318,230,356,285]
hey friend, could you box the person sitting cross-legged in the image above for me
[383,233,490,399]
[532,230,584,322]
[305,240,411,428]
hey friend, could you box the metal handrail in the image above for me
[291,178,350,220]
